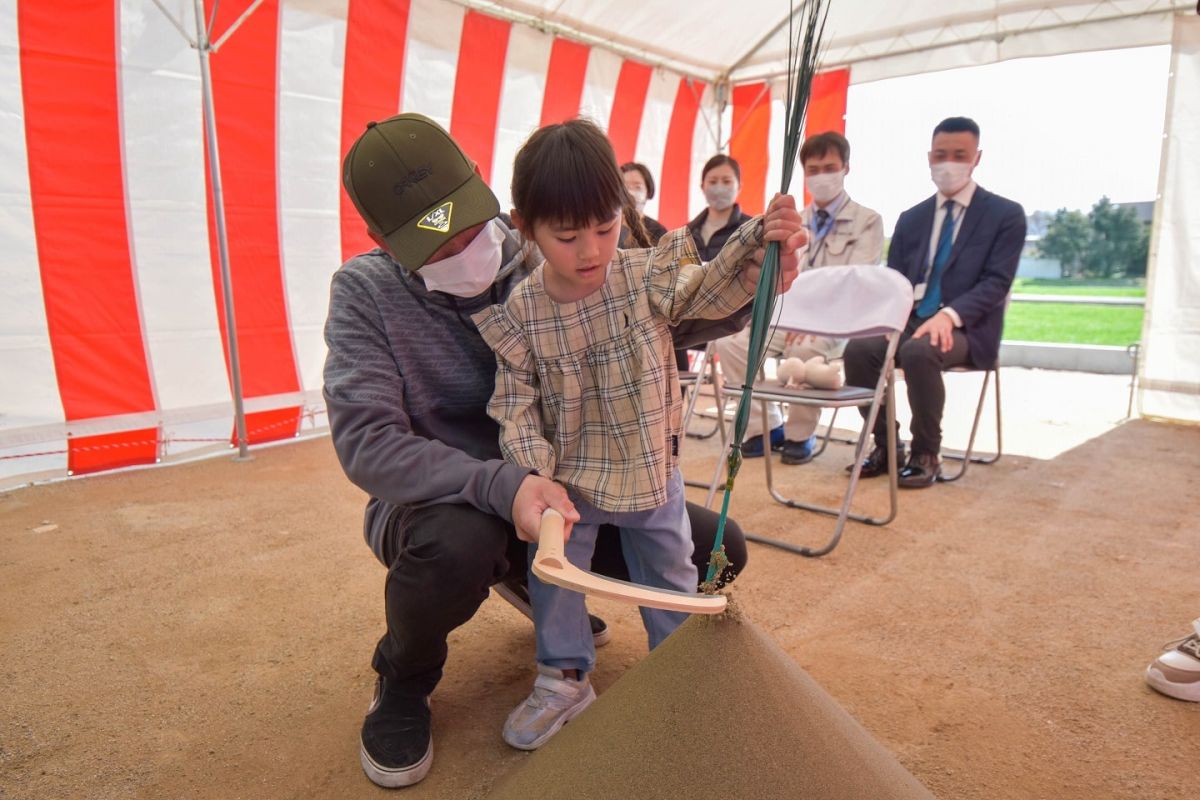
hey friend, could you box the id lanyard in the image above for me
[806,194,847,267]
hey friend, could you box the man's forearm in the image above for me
[326,391,532,521]
[671,303,753,350]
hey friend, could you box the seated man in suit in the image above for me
[844,116,1024,488]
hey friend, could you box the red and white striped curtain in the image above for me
[1,0,849,482]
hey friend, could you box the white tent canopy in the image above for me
[459,0,1192,83]
[1,0,1196,486]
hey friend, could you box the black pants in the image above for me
[843,314,970,458]
[372,500,748,693]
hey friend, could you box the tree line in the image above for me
[1036,197,1149,279]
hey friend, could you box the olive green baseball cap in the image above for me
[342,113,500,269]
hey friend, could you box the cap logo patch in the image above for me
[393,165,432,197]
[417,202,453,233]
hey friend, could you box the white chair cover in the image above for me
[775,264,913,338]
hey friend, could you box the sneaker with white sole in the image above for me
[494,579,612,647]
[1145,618,1200,702]
[359,676,434,787]
[502,664,596,750]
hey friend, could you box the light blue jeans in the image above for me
[528,469,698,674]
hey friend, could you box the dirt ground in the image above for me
[2,368,1197,799]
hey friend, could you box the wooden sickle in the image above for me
[532,509,727,615]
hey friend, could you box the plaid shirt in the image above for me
[474,218,762,512]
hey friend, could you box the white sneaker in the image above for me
[1145,618,1200,702]
[502,664,596,750]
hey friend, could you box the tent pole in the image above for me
[193,0,251,461]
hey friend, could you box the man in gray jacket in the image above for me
[324,113,801,789]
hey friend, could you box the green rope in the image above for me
[705,0,828,588]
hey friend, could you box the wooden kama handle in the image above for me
[537,508,567,568]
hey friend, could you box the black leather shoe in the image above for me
[846,443,904,479]
[898,453,941,489]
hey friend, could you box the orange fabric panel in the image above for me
[540,38,590,126]
[658,78,706,229]
[339,0,411,262]
[450,11,511,182]
[803,68,850,205]
[730,82,771,216]
[806,68,850,137]
[607,60,652,165]
[203,0,302,445]
[18,0,159,474]
[68,430,162,475]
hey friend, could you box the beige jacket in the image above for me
[799,195,883,270]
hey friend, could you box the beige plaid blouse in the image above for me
[474,218,762,512]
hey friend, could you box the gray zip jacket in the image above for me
[323,225,752,562]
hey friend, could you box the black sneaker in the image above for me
[359,676,433,788]
[494,579,612,647]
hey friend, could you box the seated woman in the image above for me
[674,154,755,381]
[620,161,668,246]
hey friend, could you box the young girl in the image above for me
[474,119,802,751]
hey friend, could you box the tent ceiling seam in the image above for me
[446,0,722,82]
[718,1,812,82]
[730,1,1191,83]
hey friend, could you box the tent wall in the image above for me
[1139,13,1200,423]
[2,0,1197,486]
[0,0,786,485]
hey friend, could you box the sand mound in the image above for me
[489,604,935,799]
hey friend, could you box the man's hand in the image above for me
[511,474,579,544]
[740,193,807,294]
[912,310,956,353]
[763,192,803,244]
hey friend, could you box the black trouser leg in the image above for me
[590,500,748,588]
[843,332,895,447]
[844,317,971,455]
[897,327,970,456]
[373,504,517,695]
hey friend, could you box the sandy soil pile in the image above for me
[489,604,934,799]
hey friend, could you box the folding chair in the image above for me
[704,264,914,557]
[938,363,1001,482]
[679,343,723,441]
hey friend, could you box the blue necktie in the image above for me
[916,199,956,318]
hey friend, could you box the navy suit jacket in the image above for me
[887,185,1025,368]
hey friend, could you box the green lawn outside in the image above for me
[1011,278,1145,297]
[1002,302,1143,346]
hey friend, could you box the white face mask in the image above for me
[628,187,648,213]
[419,219,506,298]
[805,171,845,206]
[930,161,973,196]
[704,183,737,211]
